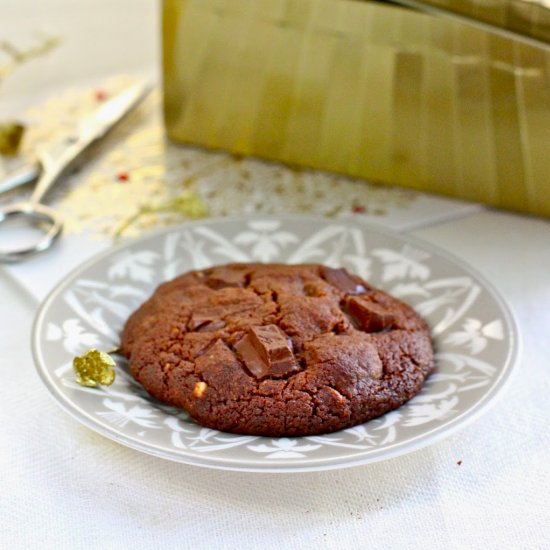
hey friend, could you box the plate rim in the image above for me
[32,213,521,472]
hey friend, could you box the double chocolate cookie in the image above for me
[121,263,434,437]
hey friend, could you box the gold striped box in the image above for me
[162,0,550,217]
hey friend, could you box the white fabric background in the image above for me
[1,2,549,548]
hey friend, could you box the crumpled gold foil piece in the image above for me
[73,349,116,387]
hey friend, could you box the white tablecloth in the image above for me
[1,2,549,548]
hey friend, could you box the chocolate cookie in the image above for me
[121,263,434,436]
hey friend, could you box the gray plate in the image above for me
[32,215,519,472]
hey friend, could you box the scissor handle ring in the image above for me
[0,202,63,263]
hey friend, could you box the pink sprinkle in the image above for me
[95,89,108,101]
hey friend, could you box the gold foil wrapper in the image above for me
[163,0,550,218]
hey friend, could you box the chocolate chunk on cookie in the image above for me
[320,266,368,295]
[121,263,434,436]
[235,324,299,380]
[345,296,395,332]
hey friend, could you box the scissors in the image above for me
[0,80,151,263]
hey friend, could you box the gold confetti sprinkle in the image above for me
[0,122,25,155]
[73,349,116,387]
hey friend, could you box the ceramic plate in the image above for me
[32,215,519,472]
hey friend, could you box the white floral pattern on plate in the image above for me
[32,215,519,472]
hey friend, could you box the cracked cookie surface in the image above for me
[121,263,434,436]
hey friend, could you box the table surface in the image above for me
[1,2,549,549]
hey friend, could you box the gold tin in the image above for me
[394,0,550,46]
[163,0,550,217]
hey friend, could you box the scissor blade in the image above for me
[0,161,40,195]
[78,80,152,141]
[28,80,152,205]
